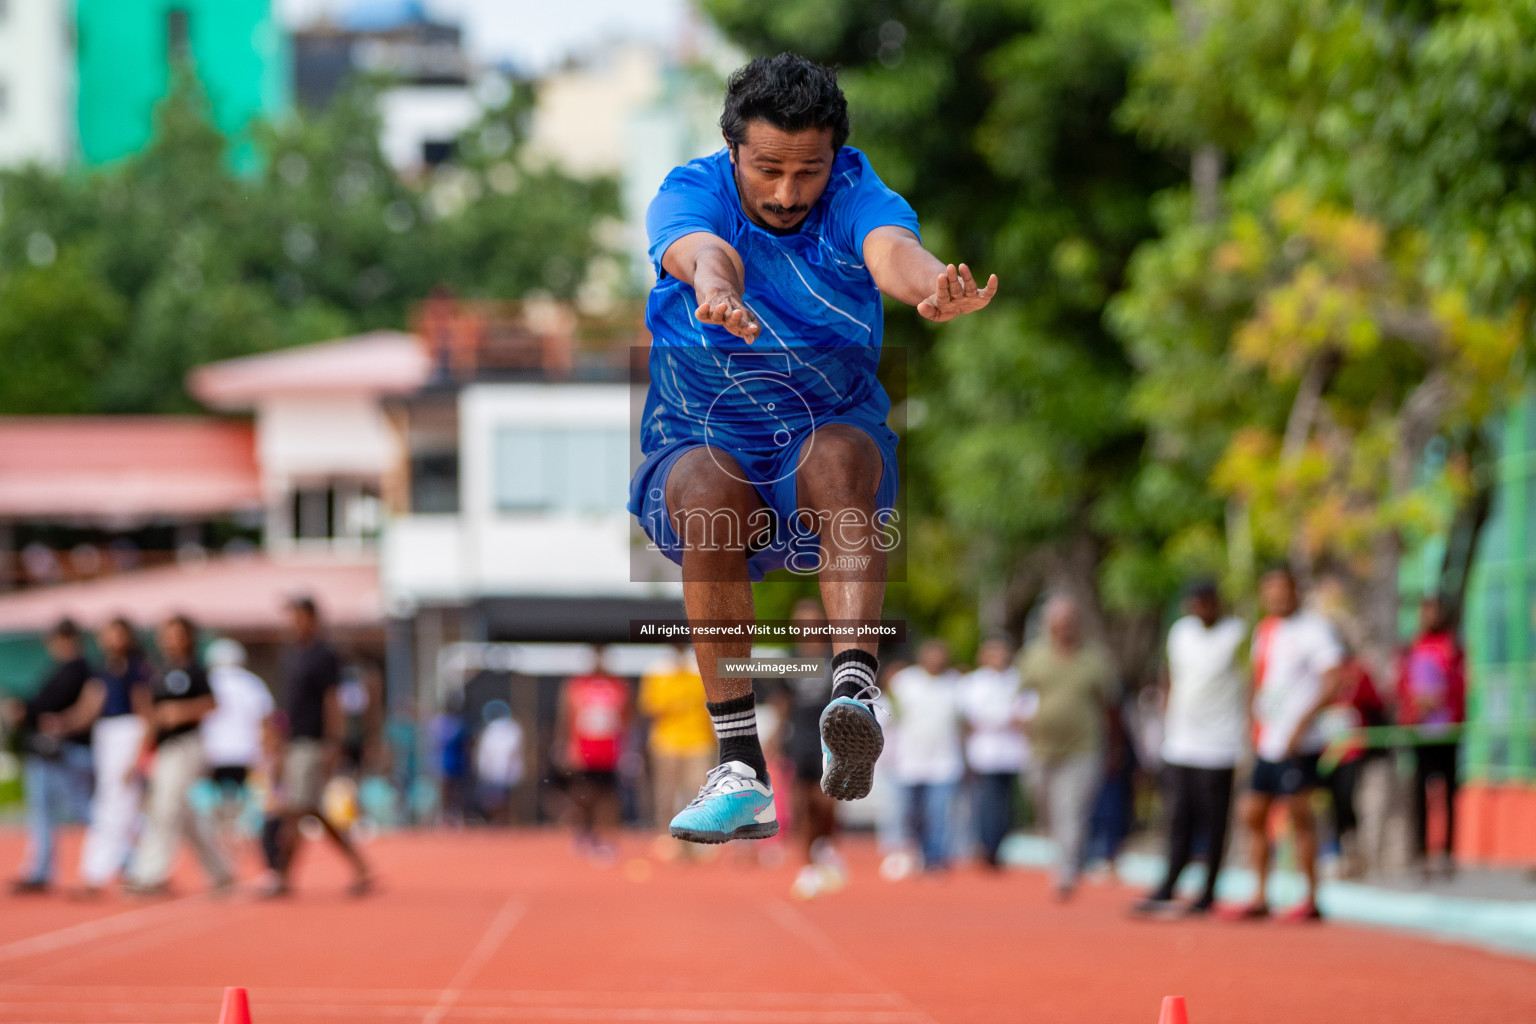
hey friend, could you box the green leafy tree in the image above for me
[0,251,125,413]
[0,65,621,414]
[1115,0,1536,665]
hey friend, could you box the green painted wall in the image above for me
[0,635,51,699]
[1463,390,1536,783]
[76,0,289,168]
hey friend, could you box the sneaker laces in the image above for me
[685,763,752,807]
[849,683,886,720]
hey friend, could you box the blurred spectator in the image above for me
[1134,582,1246,917]
[3,619,94,895]
[557,656,630,860]
[264,597,372,898]
[1019,596,1119,899]
[775,600,847,898]
[336,670,372,773]
[1324,646,1387,878]
[384,696,419,823]
[123,615,232,897]
[1397,595,1465,879]
[255,711,289,882]
[639,646,715,852]
[429,695,470,825]
[872,657,913,880]
[1227,568,1343,922]
[958,636,1034,869]
[71,618,153,896]
[475,701,525,825]
[1086,699,1139,872]
[888,639,964,873]
[202,638,275,831]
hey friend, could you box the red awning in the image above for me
[0,554,384,635]
[0,417,260,522]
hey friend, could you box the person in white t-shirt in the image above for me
[958,637,1036,868]
[474,702,524,825]
[1227,567,1343,922]
[887,639,964,871]
[202,639,276,826]
[1133,582,1246,917]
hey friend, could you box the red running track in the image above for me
[0,828,1532,1023]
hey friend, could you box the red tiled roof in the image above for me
[0,417,260,521]
[0,554,383,634]
[189,331,431,410]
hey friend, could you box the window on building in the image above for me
[292,487,333,540]
[411,451,460,514]
[422,140,456,166]
[290,481,382,542]
[494,426,628,515]
[166,8,190,61]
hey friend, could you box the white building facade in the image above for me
[189,330,430,555]
[0,0,74,168]
[382,378,678,609]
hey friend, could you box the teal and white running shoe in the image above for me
[669,761,778,844]
[819,686,884,801]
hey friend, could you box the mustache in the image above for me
[761,202,809,217]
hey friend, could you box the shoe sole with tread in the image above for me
[819,701,883,801]
[669,821,780,844]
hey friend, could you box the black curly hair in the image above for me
[720,53,850,152]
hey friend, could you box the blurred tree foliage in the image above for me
[1115,0,1536,665]
[713,0,1536,671]
[0,67,620,413]
[707,0,1183,670]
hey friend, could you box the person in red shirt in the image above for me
[1396,596,1465,877]
[556,656,631,860]
[1325,648,1387,878]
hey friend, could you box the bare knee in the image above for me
[796,425,881,513]
[667,448,763,552]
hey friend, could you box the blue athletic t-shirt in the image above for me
[98,654,150,718]
[639,146,919,457]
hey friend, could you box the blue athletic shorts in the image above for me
[628,418,899,581]
[1250,754,1321,796]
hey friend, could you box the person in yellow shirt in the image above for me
[639,647,716,846]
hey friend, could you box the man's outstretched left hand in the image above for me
[917,263,998,322]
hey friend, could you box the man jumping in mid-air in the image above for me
[630,53,997,843]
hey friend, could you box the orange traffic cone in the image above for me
[217,987,252,1024]
[1158,995,1189,1024]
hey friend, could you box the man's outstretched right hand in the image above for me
[694,292,760,344]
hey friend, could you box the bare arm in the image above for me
[156,695,216,730]
[323,686,345,745]
[1283,665,1345,758]
[661,231,760,343]
[862,226,998,321]
[39,680,107,736]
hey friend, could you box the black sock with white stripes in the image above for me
[707,693,768,780]
[830,648,879,703]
